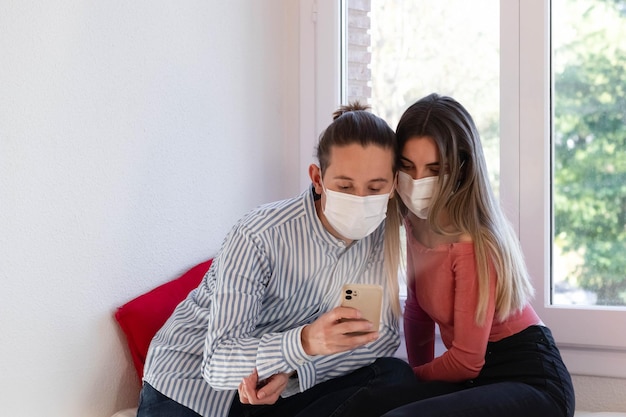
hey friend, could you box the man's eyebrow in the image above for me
[333,175,389,183]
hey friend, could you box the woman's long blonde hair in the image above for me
[396,93,534,324]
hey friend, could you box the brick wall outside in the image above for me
[346,0,372,105]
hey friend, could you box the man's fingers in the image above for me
[238,369,287,405]
[253,378,288,405]
[238,381,249,404]
[332,306,363,321]
[302,306,381,356]
[238,370,258,404]
[336,317,374,335]
[256,373,289,400]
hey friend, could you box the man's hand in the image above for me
[238,368,290,405]
[301,306,379,356]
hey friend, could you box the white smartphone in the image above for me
[339,283,383,334]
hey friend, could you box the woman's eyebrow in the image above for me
[400,156,441,168]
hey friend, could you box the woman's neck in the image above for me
[408,212,471,248]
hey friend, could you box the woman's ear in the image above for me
[309,164,323,195]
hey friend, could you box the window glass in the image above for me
[344,0,499,302]
[552,0,626,306]
[344,0,500,191]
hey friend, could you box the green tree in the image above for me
[553,0,626,304]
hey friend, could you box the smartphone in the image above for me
[339,283,383,334]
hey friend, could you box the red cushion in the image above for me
[114,259,213,381]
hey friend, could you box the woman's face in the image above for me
[311,143,395,197]
[399,136,441,180]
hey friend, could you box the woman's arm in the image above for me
[404,292,435,368]
[413,250,496,382]
[403,239,436,368]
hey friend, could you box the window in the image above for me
[552,0,626,308]
[301,0,626,377]
[343,0,501,192]
[343,0,500,303]
[515,0,626,377]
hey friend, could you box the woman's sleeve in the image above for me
[413,250,496,382]
[403,245,435,368]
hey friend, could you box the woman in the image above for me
[137,102,415,417]
[384,93,575,417]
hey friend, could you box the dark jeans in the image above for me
[382,325,576,417]
[138,357,418,417]
[137,384,202,417]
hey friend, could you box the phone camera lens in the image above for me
[346,290,353,294]
[345,295,352,300]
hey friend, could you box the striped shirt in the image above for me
[143,187,400,417]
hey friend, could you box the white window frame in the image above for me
[301,0,626,378]
[508,0,626,378]
[298,0,342,191]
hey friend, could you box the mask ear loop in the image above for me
[453,159,466,194]
[319,179,336,199]
[389,172,398,199]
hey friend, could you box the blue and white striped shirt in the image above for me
[143,187,400,417]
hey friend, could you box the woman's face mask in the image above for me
[322,184,391,240]
[397,171,444,219]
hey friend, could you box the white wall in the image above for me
[0,1,300,416]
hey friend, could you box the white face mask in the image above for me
[322,184,391,240]
[397,171,442,219]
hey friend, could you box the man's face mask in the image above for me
[322,184,391,240]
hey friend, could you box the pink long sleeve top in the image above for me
[404,222,542,382]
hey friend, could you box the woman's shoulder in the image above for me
[457,232,473,243]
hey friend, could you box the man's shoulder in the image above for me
[242,189,312,233]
